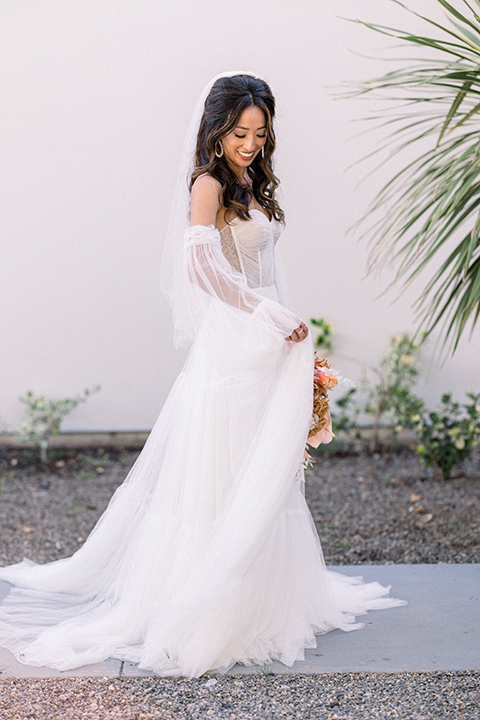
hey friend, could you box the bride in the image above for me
[0,71,405,678]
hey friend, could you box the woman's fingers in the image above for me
[285,323,309,343]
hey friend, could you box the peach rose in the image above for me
[316,371,338,391]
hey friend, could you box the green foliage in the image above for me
[309,317,333,350]
[351,0,480,355]
[83,453,110,469]
[16,387,100,463]
[364,335,425,447]
[333,335,424,451]
[258,664,274,677]
[330,387,362,449]
[415,392,480,479]
[330,332,479,478]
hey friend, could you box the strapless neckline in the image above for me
[218,208,271,234]
[248,208,270,221]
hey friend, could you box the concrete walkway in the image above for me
[0,564,478,678]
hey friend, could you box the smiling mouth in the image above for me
[238,151,255,159]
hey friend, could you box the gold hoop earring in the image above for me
[215,141,224,158]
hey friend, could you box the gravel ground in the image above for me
[1,672,479,720]
[306,447,480,565]
[0,445,479,718]
[0,446,478,566]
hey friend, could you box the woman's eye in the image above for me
[234,133,266,139]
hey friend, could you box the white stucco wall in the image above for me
[1,0,478,432]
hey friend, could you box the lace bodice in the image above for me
[219,209,280,288]
[183,218,300,342]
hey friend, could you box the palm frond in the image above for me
[351,0,480,354]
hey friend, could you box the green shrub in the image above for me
[324,329,479,478]
[331,335,424,452]
[415,393,480,480]
[16,387,100,463]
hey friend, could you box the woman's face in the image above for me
[221,105,267,179]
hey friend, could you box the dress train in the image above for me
[0,221,405,677]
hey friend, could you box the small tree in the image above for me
[331,335,423,452]
[16,387,100,462]
[363,335,425,451]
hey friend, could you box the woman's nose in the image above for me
[243,136,256,151]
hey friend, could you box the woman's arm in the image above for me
[187,177,308,342]
[190,174,222,227]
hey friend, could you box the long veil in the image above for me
[160,70,258,348]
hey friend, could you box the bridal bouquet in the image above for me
[307,355,338,448]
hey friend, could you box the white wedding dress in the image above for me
[0,211,405,677]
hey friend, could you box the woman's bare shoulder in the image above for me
[191,173,222,197]
[190,174,222,226]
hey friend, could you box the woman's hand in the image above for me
[285,322,309,343]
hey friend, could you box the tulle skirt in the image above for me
[0,288,405,677]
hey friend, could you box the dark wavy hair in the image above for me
[190,75,284,223]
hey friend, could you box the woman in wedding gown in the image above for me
[0,72,405,678]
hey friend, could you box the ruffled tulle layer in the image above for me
[0,293,405,677]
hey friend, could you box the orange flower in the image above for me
[316,371,338,391]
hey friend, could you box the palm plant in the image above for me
[351,0,480,355]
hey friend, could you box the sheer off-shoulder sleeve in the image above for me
[184,224,302,340]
